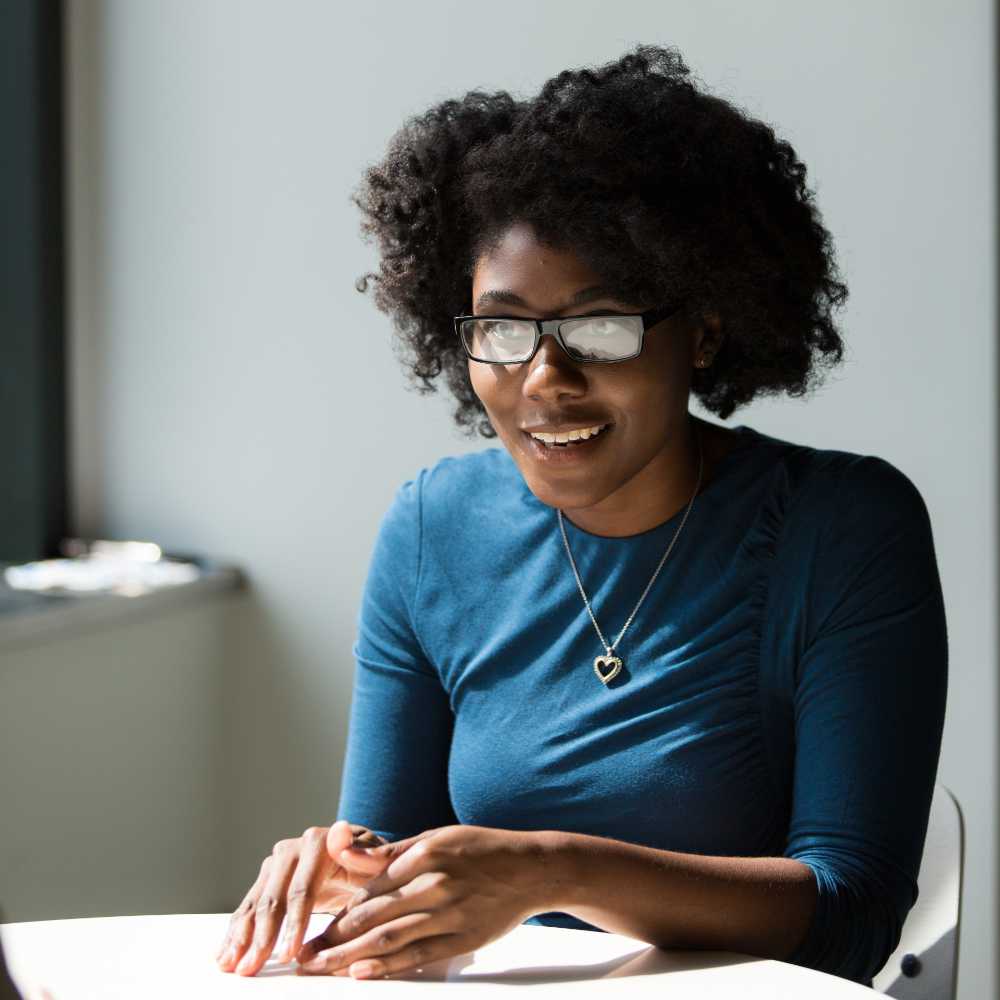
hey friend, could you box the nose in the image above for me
[521,332,587,400]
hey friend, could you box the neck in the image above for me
[560,416,704,539]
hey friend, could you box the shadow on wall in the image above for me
[218,583,352,909]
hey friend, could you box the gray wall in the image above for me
[60,2,994,998]
[0,597,232,920]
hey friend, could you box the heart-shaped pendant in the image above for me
[593,654,623,686]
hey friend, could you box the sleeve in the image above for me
[335,471,460,843]
[781,456,949,985]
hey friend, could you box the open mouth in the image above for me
[522,424,613,459]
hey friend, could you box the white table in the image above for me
[1,912,878,998]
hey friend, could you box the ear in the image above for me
[690,310,724,371]
[693,310,724,356]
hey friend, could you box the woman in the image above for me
[216,44,948,987]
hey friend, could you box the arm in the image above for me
[532,456,947,984]
[777,456,948,983]
[532,831,817,959]
[337,473,459,842]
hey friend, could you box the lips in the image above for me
[522,419,614,434]
[521,425,613,465]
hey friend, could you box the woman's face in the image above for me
[467,222,713,534]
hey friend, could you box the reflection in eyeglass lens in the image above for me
[463,316,642,362]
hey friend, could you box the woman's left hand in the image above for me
[295,824,552,979]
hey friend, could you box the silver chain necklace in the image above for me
[557,424,704,687]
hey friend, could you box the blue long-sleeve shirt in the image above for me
[336,424,948,987]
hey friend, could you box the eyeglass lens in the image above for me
[461,316,643,362]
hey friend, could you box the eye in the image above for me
[488,321,520,337]
[476,318,534,340]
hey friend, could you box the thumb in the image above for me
[335,846,387,873]
[334,827,442,872]
[325,819,355,858]
[326,821,392,872]
[335,838,402,873]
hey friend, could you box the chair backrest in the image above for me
[872,783,964,1000]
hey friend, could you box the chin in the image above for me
[519,471,603,512]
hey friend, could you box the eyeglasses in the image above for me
[454,303,682,364]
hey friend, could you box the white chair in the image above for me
[872,783,964,999]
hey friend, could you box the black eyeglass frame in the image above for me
[453,303,684,364]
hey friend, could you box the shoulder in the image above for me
[419,446,520,504]
[742,426,931,534]
[384,446,521,528]
[369,449,517,589]
[741,430,943,657]
[744,429,940,631]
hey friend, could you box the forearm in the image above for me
[531,830,817,961]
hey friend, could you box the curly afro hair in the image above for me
[353,43,847,438]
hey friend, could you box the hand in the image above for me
[216,820,390,977]
[295,824,548,980]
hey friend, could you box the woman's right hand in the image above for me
[216,820,390,977]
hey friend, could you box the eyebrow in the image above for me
[473,284,622,313]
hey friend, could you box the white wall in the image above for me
[65,2,995,998]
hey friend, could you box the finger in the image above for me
[324,819,356,858]
[217,857,270,970]
[297,867,447,968]
[328,822,405,881]
[335,824,446,864]
[343,838,435,908]
[297,911,454,976]
[334,845,387,877]
[325,821,383,867]
[277,827,330,962]
[373,827,446,856]
[348,823,386,847]
[345,932,463,980]
[217,858,270,958]
[234,841,299,976]
[296,894,374,966]
[337,827,442,881]
[327,870,451,948]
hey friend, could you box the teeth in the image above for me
[530,423,608,445]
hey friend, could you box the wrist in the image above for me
[520,829,580,915]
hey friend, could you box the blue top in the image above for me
[336,424,948,987]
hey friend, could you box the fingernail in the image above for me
[301,955,326,972]
[341,846,375,858]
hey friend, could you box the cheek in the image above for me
[467,363,510,438]
[468,361,516,415]
[607,366,674,411]
[467,360,493,403]
[625,351,691,405]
